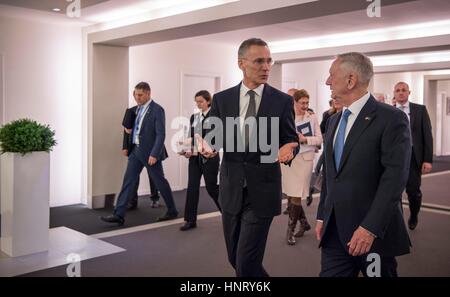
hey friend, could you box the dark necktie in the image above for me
[244,90,256,152]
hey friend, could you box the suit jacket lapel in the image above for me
[409,102,416,131]
[337,96,377,174]
[327,113,340,175]
[229,83,241,117]
[256,84,272,118]
[140,100,154,132]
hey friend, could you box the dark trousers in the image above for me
[222,189,273,277]
[184,155,221,222]
[129,175,159,206]
[114,146,177,218]
[406,153,422,216]
[320,213,398,277]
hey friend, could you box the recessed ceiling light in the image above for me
[52,8,61,12]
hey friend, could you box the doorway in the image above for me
[424,75,450,156]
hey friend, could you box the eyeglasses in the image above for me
[242,57,275,67]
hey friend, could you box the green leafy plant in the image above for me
[0,119,57,155]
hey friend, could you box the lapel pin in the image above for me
[365,117,371,121]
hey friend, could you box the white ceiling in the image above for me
[0,0,109,12]
[189,0,450,46]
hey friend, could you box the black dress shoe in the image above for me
[101,214,124,226]
[150,200,160,208]
[180,221,197,231]
[408,215,418,230]
[127,203,138,210]
[157,212,178,222]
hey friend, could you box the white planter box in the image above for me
[1,152,50,257]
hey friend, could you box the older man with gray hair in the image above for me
[316,52,411,277]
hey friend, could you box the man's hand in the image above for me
[148,156,157,166]
[422,162,432,174]
[347,226,376,256]
[315,221,323,241]
[278,142,299,163]
[201,150,218,159]
[122,149,128,157]
[124,128,132,134]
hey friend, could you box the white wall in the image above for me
[437,80,450,155]
[373,70,450,105]
[129,38,241,193]
[282,59,333,122]
[0,15,83,207]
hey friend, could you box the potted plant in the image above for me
[0,119,56,257]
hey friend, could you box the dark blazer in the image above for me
[132,100,169,162]
[209,83,298,218]
[317,96,411,257]
[409,102,433,167]
[122,106,137,152]
[320,110,333,135]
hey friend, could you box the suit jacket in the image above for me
[409,102,433,167]
[317,96,411,257]
[209,83,298,218]
[130,100,169,162]
[122,106,137,152]
[320,110,333,135]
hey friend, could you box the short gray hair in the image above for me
[336,52,374,86]
[238,38,268,59]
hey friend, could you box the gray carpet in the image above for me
[429,156,450,174]
[20,198,450,277]
[48,187,220,235]
[414,172,450,207]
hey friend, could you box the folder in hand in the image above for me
[296,121,313,136]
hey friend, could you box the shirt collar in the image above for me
[202,107,211,117]
[345,92,371,117]
[139,98,152,111]
[398,100,410,109]
[240,82,264,98]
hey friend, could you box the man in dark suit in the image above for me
[122,107,160,210]
[316,52,411,277]
[202,38,299,277]
[101,82,178,225]
[394,82,433,230]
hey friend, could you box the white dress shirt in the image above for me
[192,107,211,128]
[133,98,152,144]
[239,82,264,134]
[397,101,411,122]
[333,92,371,146]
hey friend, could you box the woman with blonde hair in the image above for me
[281,89,323,245]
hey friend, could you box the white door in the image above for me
[0,54,3,214]
[179,73,219,188]
[438,91,450,156]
